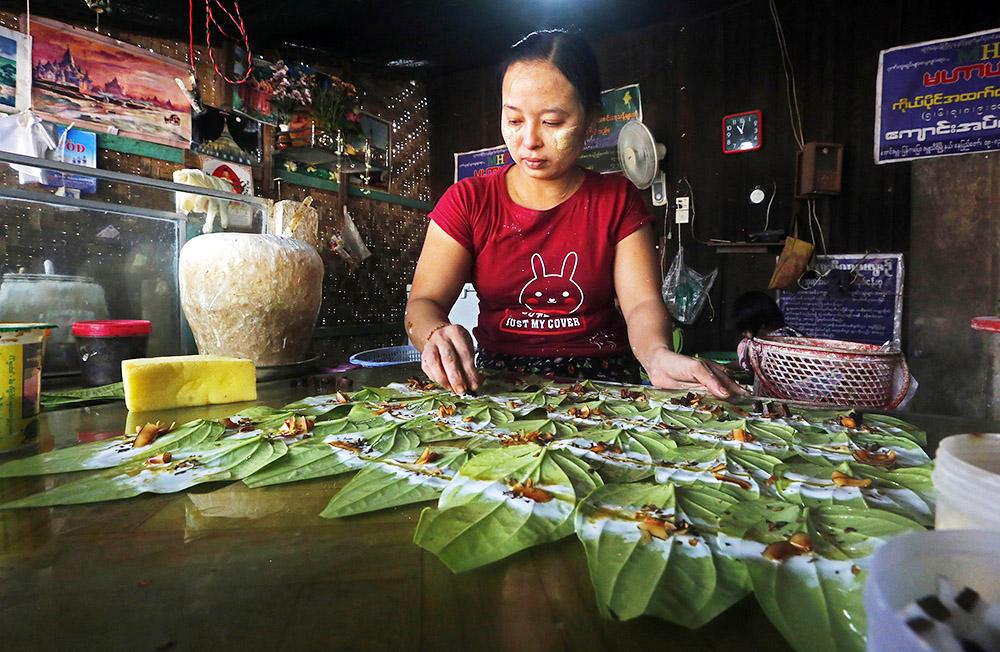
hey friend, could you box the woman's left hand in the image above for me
[644,347,747,399]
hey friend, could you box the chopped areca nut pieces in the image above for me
[852,448,897,467]
[509,478,553,503]
[277,416,314,437]
[414,447,442,465]
[831,470,873,488]
[132,421,174,448]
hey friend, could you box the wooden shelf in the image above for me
[706,241,785,254]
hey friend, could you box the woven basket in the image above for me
[349,345,422,367]
[747,336,909,408]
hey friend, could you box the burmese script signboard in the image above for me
[876,28,1000,163]
[779,253,904,346]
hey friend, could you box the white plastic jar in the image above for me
[932,433,1000,532]
[864,529,1000,652]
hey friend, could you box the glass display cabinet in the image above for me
[0,149,270,377]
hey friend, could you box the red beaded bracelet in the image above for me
[426,322,450,342]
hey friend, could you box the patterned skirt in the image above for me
[476,349,642,384]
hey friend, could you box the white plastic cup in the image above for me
[864,529,1000,652]
[932,434,1000,532]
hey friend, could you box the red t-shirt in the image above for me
[429,164,652,357]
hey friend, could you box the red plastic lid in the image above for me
[972,316,1000,333]
[72,320,152,337]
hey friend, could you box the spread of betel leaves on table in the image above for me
[0,374,936,652]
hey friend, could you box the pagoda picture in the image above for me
[29,17,190,147]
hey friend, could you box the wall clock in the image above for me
[722,110,762,154]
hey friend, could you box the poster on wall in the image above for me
[42,125,97,194]
[192,106,263,165]
[0,25,31,114]
[579,83,641,174]
[778,253,904,346]
[29,17,191,147]
[201,156,254,228]
[875,28,1000,163]
[453,144,511,182]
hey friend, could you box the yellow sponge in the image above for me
[122,355,257,412]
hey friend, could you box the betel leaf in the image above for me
[718,502,923,652]
[652,446,782,496]
[226,406,296,431]
[746,420,799,444]
[559,427,677,483]
[562,399,643,419]
[636,406,711,428]
[848,432,931,467]
[351,386,412,402]
[40,382,125,410]
[845,462,934,525]
[459,401,516,426]
[320,447,469,519]
[0,420,224,477]
[496,418,579,439]
[398,392,459,412]
[503,387,568,408]
[575,482,750,628]
[1,435,285,508]
[771,460,935,525]
[413,445,601,572]
[862,414,926,446]
[244,420,423,488]
[242,440,357,488]
[278,396,354,419]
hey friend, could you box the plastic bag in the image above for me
[0,110,56,184]
[329,206,372,268]
[661,243,717,324]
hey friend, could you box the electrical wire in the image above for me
[190,0,253,83]
[763,180,776,231]
[768,0,805,151]
[682,177,711,245]
[809,199,827,255]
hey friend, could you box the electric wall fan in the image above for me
[617,119,667,205]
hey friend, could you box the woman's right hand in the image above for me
[420,323,482,394]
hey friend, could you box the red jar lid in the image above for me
[72,320,152,337]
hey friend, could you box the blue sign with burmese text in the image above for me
[876,28,1000,163]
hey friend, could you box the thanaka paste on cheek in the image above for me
[501,122,519,144]
[553,125,579,151]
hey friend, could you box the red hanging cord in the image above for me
[189,0,253,84]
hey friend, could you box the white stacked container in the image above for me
[932,433,1000,532]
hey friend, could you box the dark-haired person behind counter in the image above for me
[733,291,804,372]
[405,29,743,399]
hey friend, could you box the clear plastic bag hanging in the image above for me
[661,241,717,324]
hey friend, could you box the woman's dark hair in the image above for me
[498,29,602,119]
[732,291,786,335]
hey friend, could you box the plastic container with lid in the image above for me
[72,320,151,386]
[0,323,54,449]
[932,433,1000,532]
[864,529,1000,652]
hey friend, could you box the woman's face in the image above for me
[501,60,589,181]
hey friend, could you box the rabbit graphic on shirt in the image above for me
[518,252,585,315]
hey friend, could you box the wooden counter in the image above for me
[0,365,993,651]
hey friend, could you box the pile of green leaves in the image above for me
[0,376,935,652]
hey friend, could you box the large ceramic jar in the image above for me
[179,233,324,366]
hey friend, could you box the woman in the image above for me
[406,29,741,399]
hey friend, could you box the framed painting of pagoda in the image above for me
[0,25,31,114]
[28,16,191,147]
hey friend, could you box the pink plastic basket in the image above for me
[746,336,910,408]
